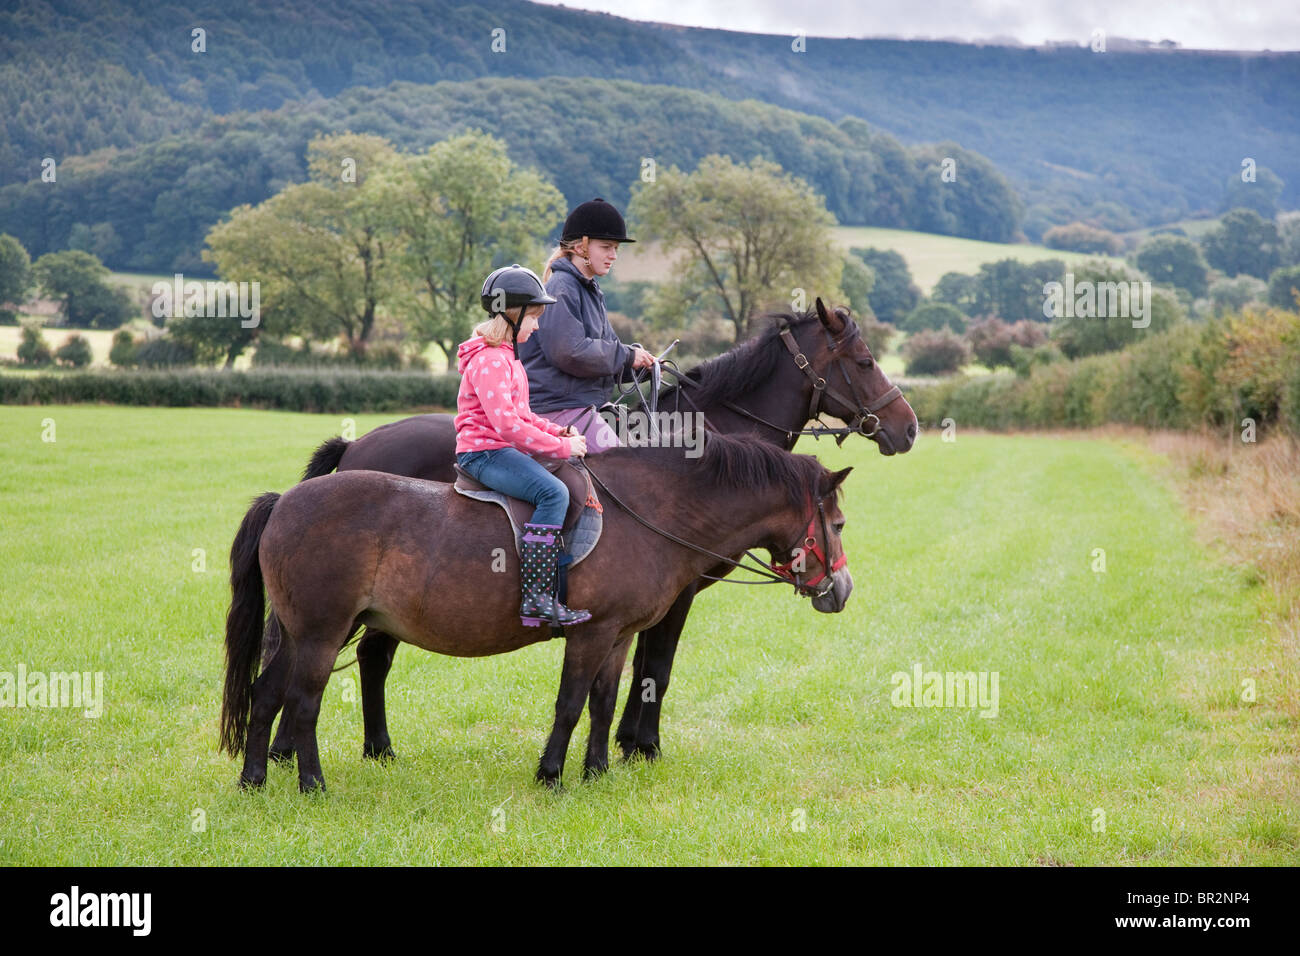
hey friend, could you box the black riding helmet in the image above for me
[480,264,556,351]
[561,198,636,243]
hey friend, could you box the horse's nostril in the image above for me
[906,422,917,441]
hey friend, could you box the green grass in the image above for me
[0,407,1294,864]
[833,226,1128,294]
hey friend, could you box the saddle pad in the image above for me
[453,465,603,568]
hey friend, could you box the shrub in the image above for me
[109,330,139,367]
[967,317,1047,369]
[1266,265,1300,309]
[54,334,93,368]
[903,329,970,375]
[16,324,52,366]
[1043,222,1124,255]
[136,337,196,368]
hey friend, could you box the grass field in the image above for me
[0,406,1295,865]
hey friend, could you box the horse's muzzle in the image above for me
[811,567,853,613]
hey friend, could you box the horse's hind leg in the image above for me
[265,614,297,763]
[358,629,399,761]
[583,634,634,780]
[240,637,294,789]
[287,625,354,794]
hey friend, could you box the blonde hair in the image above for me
[542,237,589,282]
[473,304,543,348]
[472,314,513,348]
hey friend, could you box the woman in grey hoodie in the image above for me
[519,198,655,452]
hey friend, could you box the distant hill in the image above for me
[3,0,1297,237]
[0,78,1022,273]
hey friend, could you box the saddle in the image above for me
[453,458,604,567]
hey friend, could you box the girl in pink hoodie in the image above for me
[454,265,591,628]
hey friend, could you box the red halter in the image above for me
[769,497,848,597]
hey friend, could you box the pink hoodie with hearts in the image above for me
[454,336,576,457]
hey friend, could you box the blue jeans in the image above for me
[457,447,568,528]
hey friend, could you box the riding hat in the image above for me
[561,198,636,243]
[480,264,557,316]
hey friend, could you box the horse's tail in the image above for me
[220,491,281,756]
[302,436,350,481]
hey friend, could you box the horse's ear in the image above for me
[820,466,853,496]
[815,297,830,324]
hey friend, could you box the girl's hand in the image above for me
[569,435,588,458]
[561,426,579,438]
[631,347,655,370]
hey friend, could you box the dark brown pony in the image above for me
[263,298,915,765]
[221,435,853,791]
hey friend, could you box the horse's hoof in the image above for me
[624,741,660,763]
[582,762,608,781]
[363,743,397,762]
[535,768,563,791]
[299,778,327,795]
[238,772,266,790]
[268,748,295,764]
[615,736,636,760]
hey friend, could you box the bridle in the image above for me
[770,317,903,445]
[768,494,847,598]
[666,315,905,446]
[582,463,847,600]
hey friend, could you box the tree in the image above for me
[30,250,131,328]
[972,258,1065,323]
[1266,265,1300,310]
[901,301,966,333]
[630,155,842,342]
[1136,235,1209,298]
[852,247,919,324]
[1218,166,1284,219]
[369,130,565,363]
[1207,275,1267,315]
[203,133,401,362]
[839,253,876,319]
[1200,208,1284,280]
[932,271,979,316]
[109,329,139,367]
[1050,262,1182,358]
[0,233,32,323]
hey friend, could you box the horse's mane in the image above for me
[599,431,837,509]
[659,310,823,409]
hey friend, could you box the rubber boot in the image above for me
[519,523,592,627]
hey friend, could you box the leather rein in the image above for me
[582,462,845,600]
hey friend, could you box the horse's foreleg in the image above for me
[357,630,399,761]
[583,634,634,780]
[537,629,618,789]
[615,585,697,761]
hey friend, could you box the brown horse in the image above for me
[221,434,853,791]
[262,298,914,766]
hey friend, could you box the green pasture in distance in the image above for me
[0,406,1293,865]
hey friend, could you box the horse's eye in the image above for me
[833,521,846,534]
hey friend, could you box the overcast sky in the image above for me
[532,0,1300,51]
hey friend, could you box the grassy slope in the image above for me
[0,407,1293,865]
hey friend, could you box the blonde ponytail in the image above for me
[542,237,588,282]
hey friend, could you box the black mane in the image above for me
[599,431,837,509]
[659,310,823,410]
